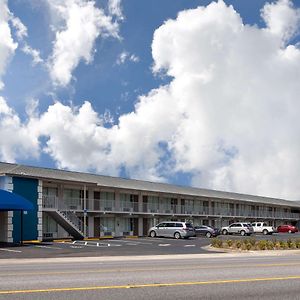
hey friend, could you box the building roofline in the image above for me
[1,161,300,208]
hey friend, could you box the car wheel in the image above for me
[174,232,181,239]
[149,230,156,238]
[263,229,268,235]
[206,232,212,238]
[288,230,292,233]
[222,229,228,235]
[240,230,246,236]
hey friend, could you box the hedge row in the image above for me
[211,238,300,250]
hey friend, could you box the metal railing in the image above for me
[42,195,300,220]
[42,195,86,234]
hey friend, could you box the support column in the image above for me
[138,193,143,213]
[88,216,94,237]
[83,185,87,237]
[37,180,43,241]
[138,217,143,236]
[5,177,13,243]
[115,190,120,211]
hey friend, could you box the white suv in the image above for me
[221,223,254,236]
[251,222,276,235]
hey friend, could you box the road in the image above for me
[1,252,300,299]
[1,233,299,259]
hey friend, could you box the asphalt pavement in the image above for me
[1,251,300,299]
[0,232,299,259]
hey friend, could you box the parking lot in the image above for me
[0,237,215,259]
[0,232,299,259]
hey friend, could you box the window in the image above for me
[185,223,193,228]
[176,223,183,227]
[63,189,81,208]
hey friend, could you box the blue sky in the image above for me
[1,0,300,199]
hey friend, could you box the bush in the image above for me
[236,241,242,249]
[246,243,252,251]
[266,241,275,250]
[280,241,288,249]
[211,238,222,248]
[296,240,300,249]
[257,240,267,250]
[287,239,293,248]
[249,238,256,246]
[226,240,233,247]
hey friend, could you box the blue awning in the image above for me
[0,189,34,211]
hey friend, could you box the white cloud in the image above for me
[11,16,28,40]
[0,0,18,90]
[116,51,139,64]
[22,44,43,65]
[262,0,300,43]
[108,0,123,21]
[48,0,120,87]
[2,0,300,200]
[0,97,39,162]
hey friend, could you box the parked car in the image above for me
[251,222,276,235]
[277,225,298,233]
[194,225,220,238]
[221,223,254,236]
[148,221,195,239]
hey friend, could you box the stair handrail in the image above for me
[57,200,87,235]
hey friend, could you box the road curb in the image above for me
[1,249,300,265]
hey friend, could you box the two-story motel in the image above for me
[0,161,300,243]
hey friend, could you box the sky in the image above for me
[1,0,300,200]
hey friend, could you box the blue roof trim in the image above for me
[0,189,34,211]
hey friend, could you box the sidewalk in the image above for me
[1,249,300,265]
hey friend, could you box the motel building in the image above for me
[0,161,300,243]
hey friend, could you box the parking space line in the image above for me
[0,248,22,253]
[34,245,64,250]
[158,244,171,247]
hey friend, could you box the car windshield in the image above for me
[185,223,193,228]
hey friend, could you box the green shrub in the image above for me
[280,241,288,249]
[296,240,300,249]
[258,240,267,250]
[274,242,281,250]
[211,238,222,248]
[287,239,293,248]
[289,241,296,249]
[226,240,233,247]
[266,241,274,250]
[236,241,242,249]
[249,238,256,246]
[246,243,252,251]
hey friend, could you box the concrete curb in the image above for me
[1,249,300,265]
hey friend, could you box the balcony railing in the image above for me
[42,195,300,220]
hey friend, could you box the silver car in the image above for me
[221,223,254,236]
[148,221,195,239]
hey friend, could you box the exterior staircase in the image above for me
[43,196,86,239]
[46,209,85,240]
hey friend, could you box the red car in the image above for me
[277,225,298,233]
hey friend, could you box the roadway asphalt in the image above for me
[0,237,218,259]
[0,232,299,259]
[1,252,300,299]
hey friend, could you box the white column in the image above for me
[83,185,87,237]
[5,177,13,243]
[138,217,143,236]
[37,180,43,241]
[88,216,94,237]
[138,193,143,213]
[115,190,120,211]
